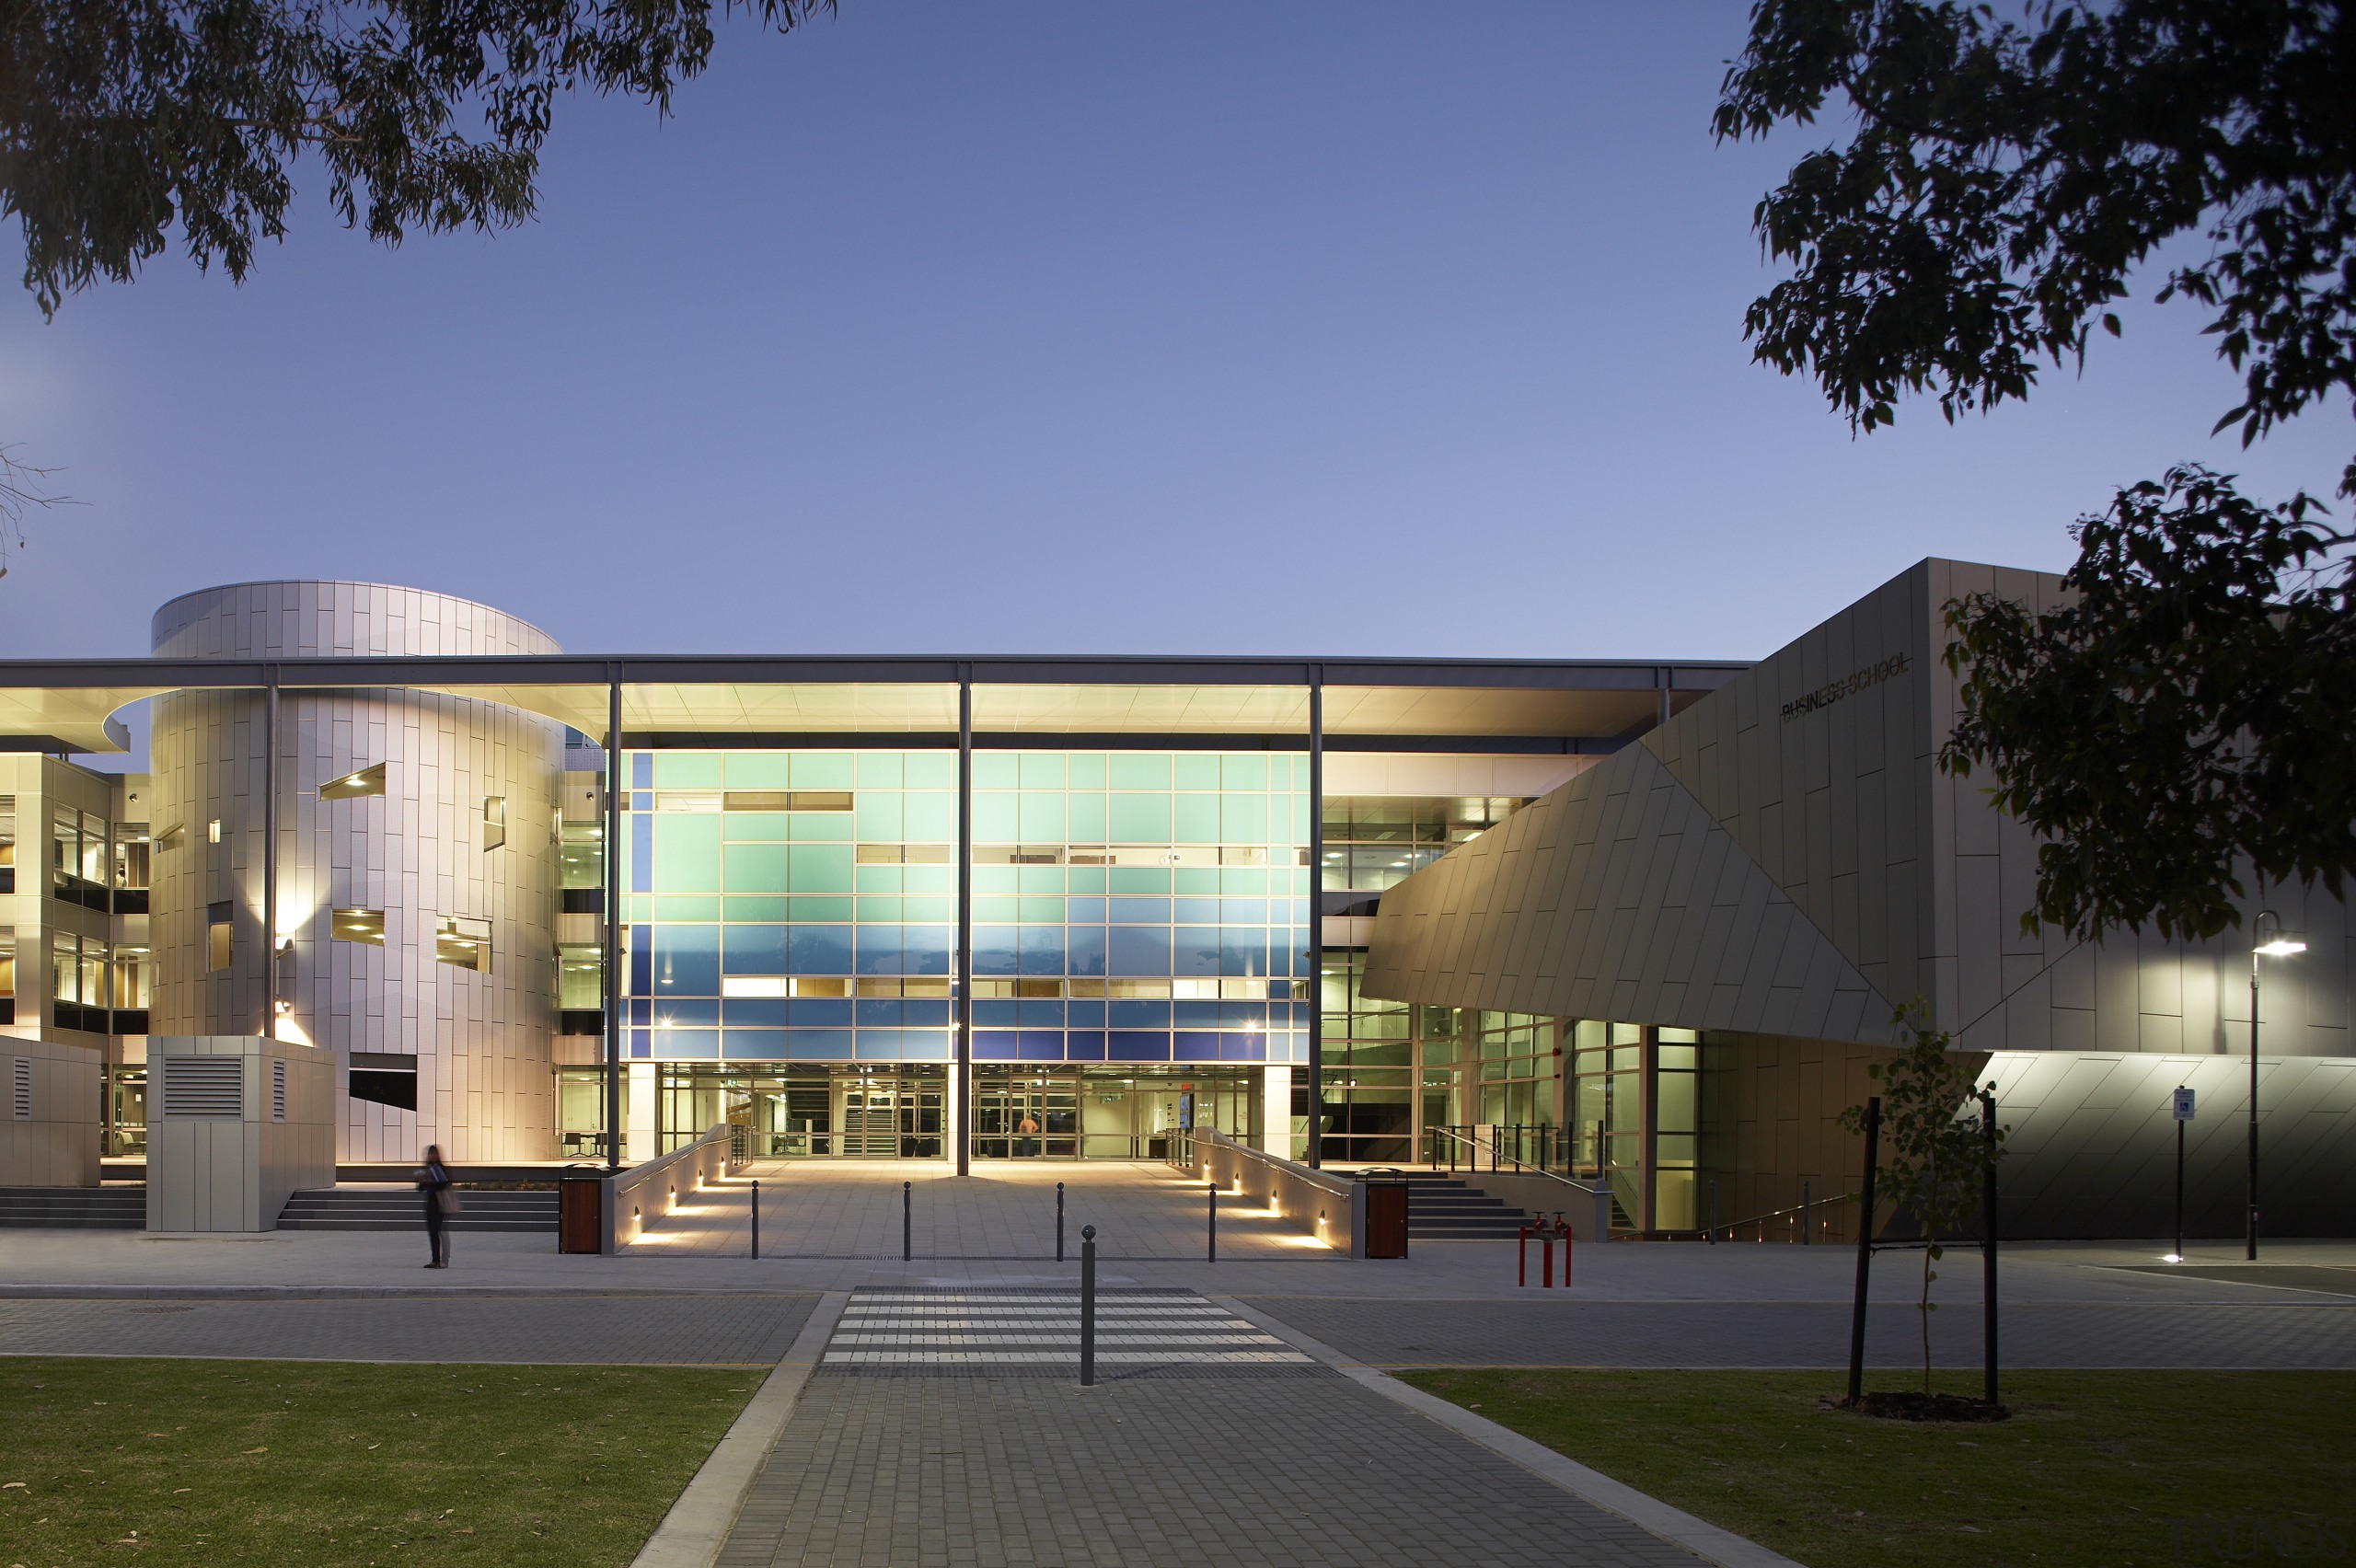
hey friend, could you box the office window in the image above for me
[331,908,387,946]
[436,916,491,973]
[0,923,14,1024]
[482,795,506,851]
[0,795,14,894]
[206,818,222,844]
[320,763,387,801]
[206,901,233,973]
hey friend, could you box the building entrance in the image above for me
[657,1064,946,1159]
[972,1065,1261,1160]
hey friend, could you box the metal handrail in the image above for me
[1720,1190,1859,1243]
[1425,1125,1609,1198]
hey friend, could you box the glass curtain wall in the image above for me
[620,748,1312,1156]
[1569,1020,1703,1232]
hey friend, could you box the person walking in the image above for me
[415,1145,456,1268]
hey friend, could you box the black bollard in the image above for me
[1080,1224,1097,1387]
[751,1179,759,1261]
[1207,1179,1217,1263]
[903,1179,911,1262]
[1057,1180,1066,1262]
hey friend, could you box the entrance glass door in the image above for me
[973,1070,1079,1159]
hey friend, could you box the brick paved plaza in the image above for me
[5,1163,2351,1567]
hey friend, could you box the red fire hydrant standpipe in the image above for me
[1518,1213,1575,1289]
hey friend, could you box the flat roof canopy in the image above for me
[0,655,1745,753]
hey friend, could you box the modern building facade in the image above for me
[1,580,1734,1178]
[1364,559,2356,1239]
[6,568,2347,1239]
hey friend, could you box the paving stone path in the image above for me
[718,1321,1707,1568]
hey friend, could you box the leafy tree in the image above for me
[1838,1005,2004,1400]
[1,0,832,317]
[1716,0,2356,941]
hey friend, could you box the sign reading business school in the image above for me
[1780,651,1911,724]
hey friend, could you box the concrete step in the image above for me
[274,1187,558,1233]
[0,1186,147,1229]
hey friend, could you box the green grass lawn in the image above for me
[0,1358,760,1567]
[1397,1367,2356,1568]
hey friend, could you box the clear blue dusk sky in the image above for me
[1,2,2347,665]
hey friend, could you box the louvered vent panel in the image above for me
[162,1057,245,1118]
[10,1058,29,1121]
[271,1060,287,1123]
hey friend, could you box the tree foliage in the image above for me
[0,0,832,316]
[1945,467,2355,940]
[1838,1005,2004,1399]
[1718,0,2356,941]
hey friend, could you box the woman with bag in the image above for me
[415,1145,458,1268]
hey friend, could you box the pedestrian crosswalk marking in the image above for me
[822,1287,1316,1374]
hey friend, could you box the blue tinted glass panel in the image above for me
[723,925,791,974]
[724,1030,790,1060]
[790,926,854,974]
[902,1032,952,1061]
[1068,928,1107,976]
[1172,928,1220,975]
[1018,1032,1063,1061]
[1220,935,1269,976]
[1066,998,1105,1026]
[972,925,1018,976]
[629,925,653,996]
[854,928,904,974]
[788,1030,853,1060]
[976,999,1019,1027]
[1173,1032,1221,1063]
[903,999,951,1026]
[654,927,720,995]
[1108,999,1172,1028]
[975,1032,1022,1060]
[1018,927,1065,975]
[1108,927,1171,974]
[1068,897,1106,923]
[855,998,905,1026]
[654,999,720,1027]
[791,997,852,1027]
[1108,1031,1172,1062]
[904,927,952,974]
[723,997,792,1027]
[1066,1031,1106,1060]
[657,1030,720,1059]
[1172,897,1219,924]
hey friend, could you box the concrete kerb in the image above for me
[1211,1294,1806,1568]
[629,1289,849,1568]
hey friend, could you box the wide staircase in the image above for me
[275,1186,559,1233]
[0,1185,149,1228]
[1390,1171,1530,1239]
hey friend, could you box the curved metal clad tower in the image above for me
[148,582,565,1163]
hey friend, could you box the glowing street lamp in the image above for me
[2247,911,2305,1261]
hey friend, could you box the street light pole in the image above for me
[2247,910,2307,1262]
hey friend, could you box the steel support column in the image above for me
[956,666,974,1177]
[262,668,279,1039]
[1307,668,1323,1169]
[605,671,624,1171]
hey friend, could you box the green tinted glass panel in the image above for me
[858,896,903,922]
[788,813,852,842]
[975,866,1018,894]
[723,843,791,894]
[975,754,1018,789]
[655,896,721,922]
[904,896,954,921]
[1220,794,1267,843]
[789,844,853,893]
[653,815,722,891]
[655,754,722,788]
[855,866,902,893]
[790,754,853,789]
[855,794,903,840]
[857,753,904,787]
[1109,755,1168,790]
[1172,754,1219,790]
[1018,897,1065,923]
[1068,754,1106,789]
[904,791,954,842]
[1068,793,1107,841]
[905,753,954,789]
[1172,794,1218,843]
[1109,868,1169,894]
[1018,754,1063,788]
[973,897,1019,923]
[723,813,792,842]
[1018,793,1065,841]
[1066,866,1105,894]
[723,754,791,788]
[1110,794,1170,841]
[791,896,853,922]
[1016,865,1063,894]
[974,793,1018,841]
[903,865,954,894]
[727,896,794,921]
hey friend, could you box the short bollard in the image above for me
[1560,1214,1575,1290]
[902,1180,912,1262]
[1080,1224,1098,1387]
[751,1179,760,1261]
[1541,1225,1554,1288]
[1207,1181,1218,1263]
[1057,1180,1066,1262]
